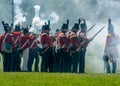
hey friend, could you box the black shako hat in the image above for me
[80,19,87,32]
[61,23,68,29]
[108,18,114,34]
[73,23,79,29]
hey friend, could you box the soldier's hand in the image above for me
[1,21,4,25]
[17,48,23,54]
[0,51,4,55]
[79,33,85,38]
[88,38,93,42]
[86,38,92,43]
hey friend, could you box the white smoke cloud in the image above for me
[96,0,120,19]
[30,5,60,34]
[85,22,107,73]
[30,5,45,34]
[14,0,26,26]
[48,12,59,24]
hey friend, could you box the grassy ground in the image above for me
[0,73,120,86]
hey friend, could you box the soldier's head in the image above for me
[22,26,29,35]
[108,19,114,35]
[14,23,21,31]
[108,18,111,25]
[43,24,50,34]
[72,23,80,33]
[61,23,68,33]
[80,19,87,33]
[41,25,45,33]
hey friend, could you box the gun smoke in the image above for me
[14,0,26,26]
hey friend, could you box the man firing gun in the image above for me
[78,19,104,73]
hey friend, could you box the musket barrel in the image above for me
[86,23,96,34]
[91,25,105,40]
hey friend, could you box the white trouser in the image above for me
[22,48,29,71]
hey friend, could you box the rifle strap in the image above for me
[30,39,37,48]
[2,33,9,45]
[14,36,19,47]
[21,40,29,49]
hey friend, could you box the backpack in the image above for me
[2,33,13,53]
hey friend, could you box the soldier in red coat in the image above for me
[27,32,40,72]
[0,21,14,72]
[69,23,80,73]
[56,23,71,72]
[52,29,62,72]
[11,24,22,72]
[103,19,119,73]
[19,26,30,72]
[40,24,54,72]
[78,19,91,73]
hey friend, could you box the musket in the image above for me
[86,23,96,34]
[91,25,105,40]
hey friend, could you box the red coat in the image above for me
[104,34,119,61]
[78,32,89,49]
[19,34,30,50]
[11,31,22,48]
[70,32,80,52]
[0,32,15,51]
[40,33,53,48]
[29,34,39,49]
[57,33,70,52]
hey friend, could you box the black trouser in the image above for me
[11,50,21,72]
[71,52,79,73]
[53,48,64,72]
[59,52,72,73]
[103,56,117,73]
[2,52,13,72]
[41,47,54,72]
[79,49,86,73]
[52,48,59,72]
[28,48,39,72]
[55,49,63,72]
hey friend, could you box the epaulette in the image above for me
[59,33,66,38]
[9,33,13,36]
[70,32,77,39]
[1,33,5,36]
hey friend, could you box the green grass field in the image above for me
[0,73,120,86]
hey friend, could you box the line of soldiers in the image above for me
[0,18,119,73]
